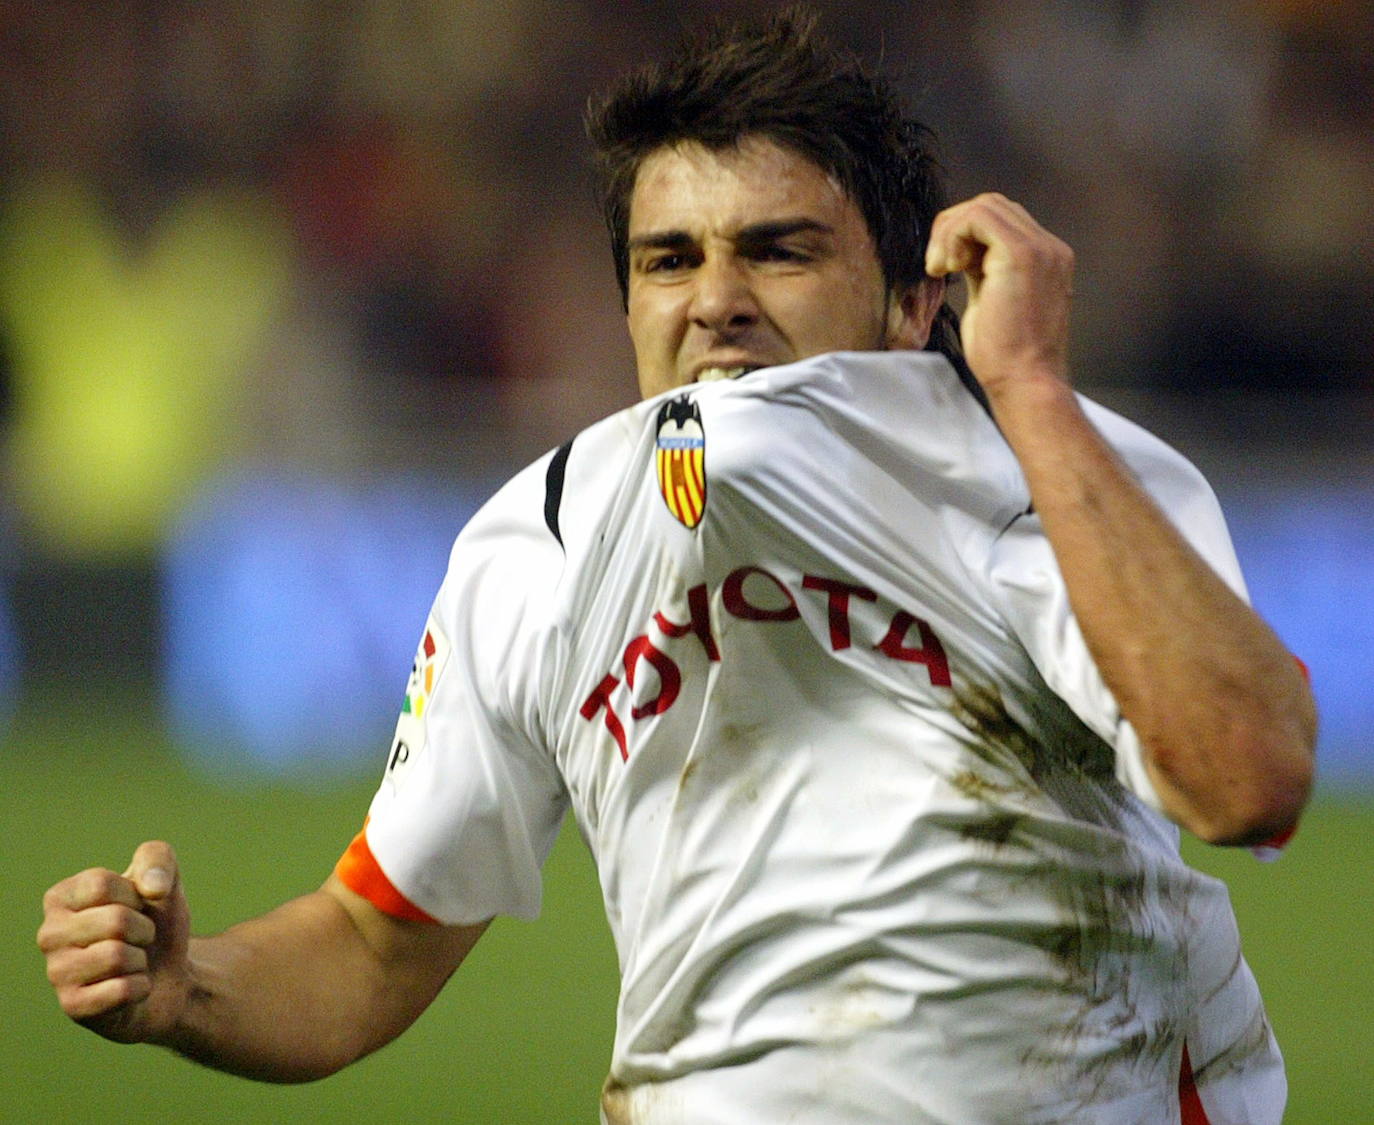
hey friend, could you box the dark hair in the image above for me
[585,6,961,359]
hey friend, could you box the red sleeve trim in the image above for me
[1179,1042,1213,1125]
[1257,822,1298,850]
[334,821,439,924]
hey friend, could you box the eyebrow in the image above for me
[627,218,835,253]
[736,218,834,247]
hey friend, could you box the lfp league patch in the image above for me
[656,396,707,529]
[385,613,451,784]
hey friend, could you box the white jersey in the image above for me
[338,351,1284,1124]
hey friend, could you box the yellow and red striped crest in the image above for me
[655,397,707,529]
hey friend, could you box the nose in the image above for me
[689,255,759,335]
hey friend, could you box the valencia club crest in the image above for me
[655,396,707,529]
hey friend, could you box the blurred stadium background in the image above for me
[2,0,1370,1120]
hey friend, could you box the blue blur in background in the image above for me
[161,469,486,775]
[156,468,1372,785]
[0,590,19,731]
[1225,486,1373,785]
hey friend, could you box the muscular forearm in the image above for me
[41,842,486,1081]
[987,374,1316,844]
[925,193,1314,842]
[162,886,475,1082]
[158,891,398,1081]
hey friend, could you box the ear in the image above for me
[884,277,945,350]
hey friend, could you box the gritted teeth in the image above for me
[696,366,756,383]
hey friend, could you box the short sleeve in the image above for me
[338,462,570,924]
[982,400,1248,813]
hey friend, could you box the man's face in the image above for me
[625,136,933,400]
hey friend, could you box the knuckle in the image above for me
[73,868,118,905]
[46,946,84,986]
[35,921,69,956]
[43,942,80,984]
[102,973,139,1006]
[77,974,148,1024]
[102,904,138,942]
[57,987,90,1019]
[64,981,118,1022]
[100,939,143,978]
[87,939,132,977]
[103,902,157,946]
[37,902,140,954]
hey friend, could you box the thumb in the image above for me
[123,840,179,903]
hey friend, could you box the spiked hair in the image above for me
[585,7,960,359]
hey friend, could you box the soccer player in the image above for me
[39,11,1314,1122]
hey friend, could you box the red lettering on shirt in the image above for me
[579,567,957,762]
[801,575,878,651]
[875,610,952,686]
[654,583,721,662]
[580,673,629,760]
[723,566,801,622]
[623,635,683,720]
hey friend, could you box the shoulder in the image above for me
[1076,395,1223,519]
[1076,393,1245,591]
[441,400,665,615]
[459,401,649,547]
[697,350,1028,524]
[683,349,1000,447]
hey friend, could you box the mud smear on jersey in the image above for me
[601,1076,644,1125]
[678,715,765,804]
[945,682,1185,1109]
[602,1075,679,1125]
[1190,1003,1272,1087]
[949,683,1119,794]
[601,1076,628,1124]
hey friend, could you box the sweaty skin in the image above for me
[37,145,1313,1080]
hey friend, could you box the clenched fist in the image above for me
[925,192,1075,396]
[38,841,192,1045]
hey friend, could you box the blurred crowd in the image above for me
[0,1,1363,563]
[0,0,1369,768]
[2,0,1372,562]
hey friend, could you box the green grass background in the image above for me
[4,677,1370,1122]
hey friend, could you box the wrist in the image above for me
[146,949,203,1051]
[981,366,1078,428]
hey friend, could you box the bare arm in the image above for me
[39,841,487,1082]
[925,194,1316,845]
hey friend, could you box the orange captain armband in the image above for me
[335,821,439,923]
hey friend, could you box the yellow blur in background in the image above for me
[0,179,291,560]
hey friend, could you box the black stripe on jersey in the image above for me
[544,439,574,547]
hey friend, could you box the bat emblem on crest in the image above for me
[655,397,706,529]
